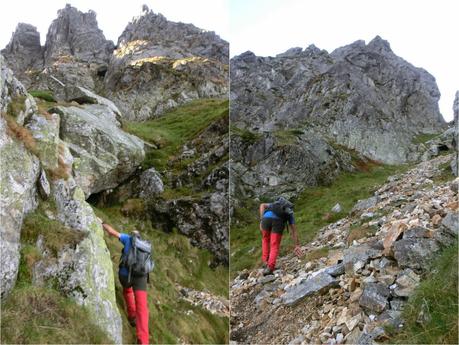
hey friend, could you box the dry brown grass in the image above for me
[347,224,377,245]
[4,114,38,155]
[304,247,329,262]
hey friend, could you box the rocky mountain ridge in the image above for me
[231,154,458,345]
[230,36,449,200]
[2,4,228,120]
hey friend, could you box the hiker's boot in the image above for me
[128,316,136,327]
[262,267,274,276]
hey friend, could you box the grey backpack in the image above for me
[125,235,154,281]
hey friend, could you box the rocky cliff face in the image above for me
[104,5,228,120]
[43,5,114,66]
[147,114,229,264]
[1,55,126,342]
[2,4,228,120]
[1,23,43,87]
[230,36,447,199]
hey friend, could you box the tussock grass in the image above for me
[387,242,458,344]
[93,205,229,344]
[3,114,38,155]
[346,223,378,245]
[124,98,228,171]
[231,163,407,277]
[6,95,26,118]
[21,201,85,256]
[0,286,112,344]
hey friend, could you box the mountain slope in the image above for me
[230,154,457,344]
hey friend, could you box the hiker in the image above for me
[259,196,303,275]
[101,222,151,345]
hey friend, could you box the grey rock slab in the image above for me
[352,196,379,213]
[393,238,440,270]
[441,212,458,236]
[343,243,382,275]
[359,282,389,313]
[282,272,339,305]
[324,263,345,277]
[139,167,164,198]
[393,268,420,297]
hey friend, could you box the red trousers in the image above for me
[123,288,149,344]
[261,230,282,271]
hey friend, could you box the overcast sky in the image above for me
[230,0,458,121]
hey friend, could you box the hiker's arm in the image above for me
[101,223,120,238]
[289,224,303,257]
[259,203,269,218]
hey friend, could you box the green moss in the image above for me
[93,205,229,344]
[0,285,112,344]
[230,163,409,277]
[387,242,458,344]
[123,98,228,171]
[29,90,56,102]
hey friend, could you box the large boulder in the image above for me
[0,116,40,299]
[0,59,41,299]
[49,175,122,343]
[51,103,145,197]
[104,7,229,120]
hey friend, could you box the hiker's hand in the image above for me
[294,245,303,257]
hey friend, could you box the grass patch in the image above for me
[346,223,378,245]
[273,129,303,146]
[303,247,329,262]
[0,285,112,344]
[123,98,228,171]
[412,133,440,145]
[93,205,229,344]
[21,201,85,256]
[6,95,27,118]
[387,242,458,344]
[432,161,456,184]
[230,163,408,277]
[230,126,262,145]
[29,90,56,102]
